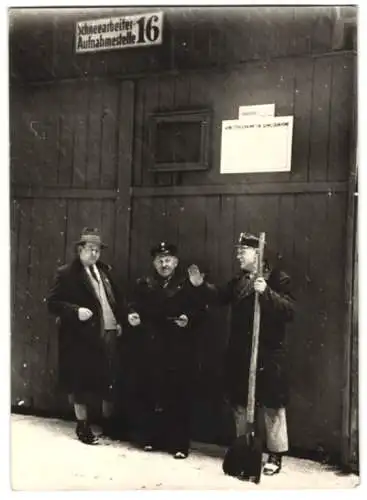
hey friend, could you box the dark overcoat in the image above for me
[127,269,208,402]
[47,258,125,396]
[206,267,295,408]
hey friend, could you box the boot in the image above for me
[263,453,282,475]
[76,420,99,445]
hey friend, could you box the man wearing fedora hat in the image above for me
[189,232,295,475]
[127,241,208,459]
[47,227,126,445]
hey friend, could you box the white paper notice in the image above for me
[238,104,275,119]
[220,116,294,174]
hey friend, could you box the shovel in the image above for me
[222,232,266,484]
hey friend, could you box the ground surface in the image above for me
[10,414,359,491]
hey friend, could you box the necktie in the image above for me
[90,265,99,283]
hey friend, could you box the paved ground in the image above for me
[10,414,359,491]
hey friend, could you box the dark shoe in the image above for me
[143,444,154,452]
[76,421,99,445]
[263,453,282,475]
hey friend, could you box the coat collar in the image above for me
[71,258,110,301]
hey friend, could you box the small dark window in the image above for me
[148,109,211,172]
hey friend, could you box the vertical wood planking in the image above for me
[177,196,206,268]
[13,199,34,405]
[184,72,214,185]
[100,80,119,189]
[308,57,333,181]
[267,7,296,58]
[311,6,333,53]
[15,89,38,186]
[9,86,23,185]
[291,59,314,182]
[101,200,116,265]
[11,199,20,317]
[204,196,221,280]
[171,74,193,186]
[129,197,154,281]
[141,77,159,186]
[302,193,335,442]
[318,192,346,443]
[40,199,67,407]
[132,81,146,187]
[289,7,312,55]
[277,194,296,271]
[150,197,168,243]
[164,196,181,245]
[218,196,235,281]
[156,75,175,186]
[86,80,103,189]
[287,193,319,447]
[72,81,89,187]
[20,85,60,187]
[10,198,22,404]
[114,80,134,284]
[57,82,76,187]
[37,85,59,187]
[327,56,353,182]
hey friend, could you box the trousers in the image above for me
[233,405,289,453]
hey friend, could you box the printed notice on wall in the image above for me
[76,12,163,53]
[238,104,275,119]
[220,116,294,174]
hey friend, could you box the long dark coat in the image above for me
[206,266,295,409]
[127,269,208,403]
[47,258,125,396]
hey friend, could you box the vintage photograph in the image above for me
[9,3,359,491]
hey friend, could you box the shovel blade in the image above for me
[222,431,262,483]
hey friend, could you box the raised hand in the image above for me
[188,264,205,287]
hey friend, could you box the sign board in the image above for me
[76,12,163,53]
[220,116,294,174]
[238,104,275,119]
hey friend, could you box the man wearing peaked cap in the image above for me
[47,227,127,445]
[235,232,261,248]
[189,232,295,476]
[150,241,178,257]
[127,241,209,459]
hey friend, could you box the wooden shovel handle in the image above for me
[246,232,266,424]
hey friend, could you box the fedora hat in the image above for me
[75,227,108,248]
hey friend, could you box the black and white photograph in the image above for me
[6,1,361,492]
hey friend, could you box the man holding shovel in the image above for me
[189,232,295,476]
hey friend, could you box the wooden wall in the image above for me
[9,6,356,82]
[133,55,353,187]
[11,78,135,410]
[9,6,357,461]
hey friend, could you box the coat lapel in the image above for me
[72,259,100,302]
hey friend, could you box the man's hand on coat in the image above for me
[254,277,267,295]
[116,324,122,336]
[78,307,93,321]
[174,314,189,328]
[188,264,205,287]
[128,312,141,327]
